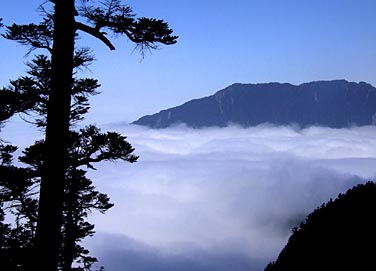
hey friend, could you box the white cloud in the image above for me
[83,124,376,270]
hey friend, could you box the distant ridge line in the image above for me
[132,80,376,129]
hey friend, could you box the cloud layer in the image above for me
[83,124,376,271]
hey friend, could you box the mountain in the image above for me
[264,181,376,271]
[132,80,376,128]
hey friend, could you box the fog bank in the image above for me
[83,124,376,271]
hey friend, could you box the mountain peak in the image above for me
[132,80,376,129]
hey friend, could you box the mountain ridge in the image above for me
[132,80,376,128]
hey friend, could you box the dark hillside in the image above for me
[264,181,376,271]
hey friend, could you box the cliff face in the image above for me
[133,80,376,128]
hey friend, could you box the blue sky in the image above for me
[1,0,376,124]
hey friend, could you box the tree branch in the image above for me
[75,22,115,50]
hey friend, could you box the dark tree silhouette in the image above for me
[0,96,37,270]
[0,89,34,124]
[1,53,138,270]
[0,77,39,125]
[0,33,39,268]
[264,181,376,271]
[0,24,40,266]
[3,1,177,270]
[0,146,36,270]
[19,126,138,271]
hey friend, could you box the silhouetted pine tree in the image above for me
[19,126,137,271]
[3,1,177,269]
[0,52,138,270]
[0,144,36,271]
[0,44,40,270]
[0,80,38,125]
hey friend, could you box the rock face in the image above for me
[132,80,376,128]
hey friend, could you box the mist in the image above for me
[80,124,376,271]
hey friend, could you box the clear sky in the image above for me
[1,0,376,124]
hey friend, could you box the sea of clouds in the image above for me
[2,121,375,270]
[79,123,376,271]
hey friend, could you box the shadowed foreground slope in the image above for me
[264,181,376,271]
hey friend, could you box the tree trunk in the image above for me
[62,208,76,271]
[61,181,78,271]
[33,1,76,270]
